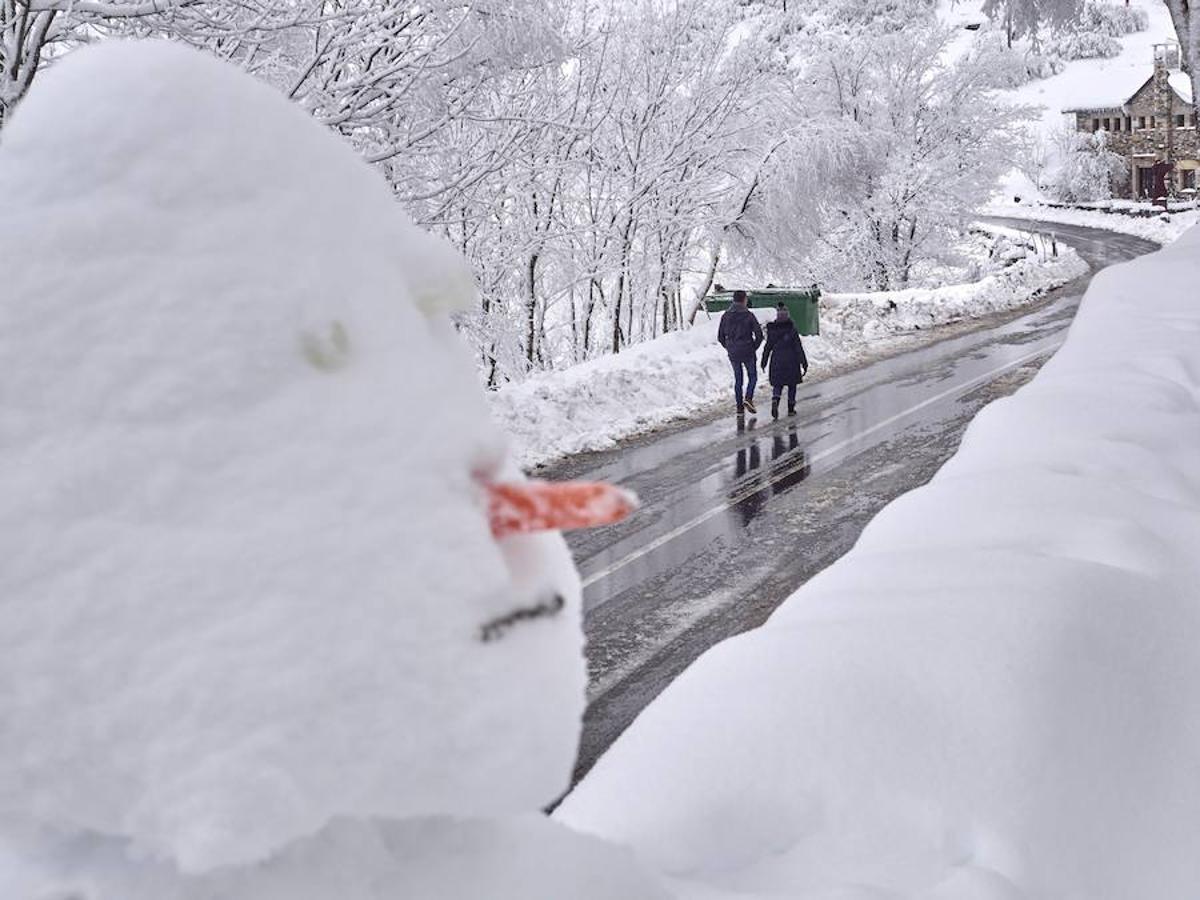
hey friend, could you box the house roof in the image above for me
[1062,70,1151,112]
[1169,71,1194,105]
[1062,68,1193,113]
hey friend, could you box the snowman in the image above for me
[0,40,640,896]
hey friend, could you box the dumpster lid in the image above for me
[708,286,820,302]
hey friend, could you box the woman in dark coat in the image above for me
[760,303,808,419]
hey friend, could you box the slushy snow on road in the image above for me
[0,41,662,898]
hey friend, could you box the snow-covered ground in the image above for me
[985,198,1200,244]
[493,233,1086,469]
[558,219,1200,898]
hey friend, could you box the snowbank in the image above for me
[557,223,1200,897]
[493,237,1086,469]
[985,200,1200,245]
[0,816,669,900]
[0,40,586,879]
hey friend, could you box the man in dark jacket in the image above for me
[717,290,764,415]
[760,302,808,419]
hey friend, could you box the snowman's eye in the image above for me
[481,479,638,539]
[299,321,352,372]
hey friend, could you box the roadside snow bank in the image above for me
[558,223,1200,898]
[494,238,1086,469]
[0,39,591,887]
[985,200,1200,245]
[0,816,669,900]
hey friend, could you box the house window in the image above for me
[1113,118,1122,132]
[1093,117,1101,131]
[1139,115,1147,129]
[1184,169,1197,191]
[1175,114,1186,127]
[1103,118,1111,130]
[1125,116,1132,131]
[1151,115,1157,127]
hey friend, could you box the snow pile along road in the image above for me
[0,41,662,900]
[493,236,1086,468]
[557,223,1200,897]
[985,200,1200,245]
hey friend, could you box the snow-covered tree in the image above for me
[1,0,193,125]
[1164,0,1198,120]
[743,18,1031,292]
[0,0,330,126]
[982,0,1083,48]
[0,0,1041,383]
[1045,127,1128,202]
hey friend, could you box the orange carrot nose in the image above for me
[484,479,639,539]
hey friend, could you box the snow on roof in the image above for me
[1063,68,1195,113]
[1169,70,1194,104]
[1061,69,1151,112]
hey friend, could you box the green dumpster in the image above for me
[705,286,821,336]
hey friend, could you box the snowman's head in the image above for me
[0,40,630,873]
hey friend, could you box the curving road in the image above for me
[544,220,1159,785]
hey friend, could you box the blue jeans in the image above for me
[730,356,757,406]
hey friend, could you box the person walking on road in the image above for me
[761,302,808,419]
[717,289,764,415]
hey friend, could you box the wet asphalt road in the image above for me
[545,220,1159,785]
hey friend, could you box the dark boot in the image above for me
[787,404,796,416]
[771,397,779,419]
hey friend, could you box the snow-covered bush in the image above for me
[1077,0,1150,36]
[1047,28,1121,60]
[967,35,1067,88]
[1041,2,1147,61]
[1045,128,1128,203]
[1022,49,1070,78]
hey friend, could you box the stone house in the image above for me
[1065,42,1199,199]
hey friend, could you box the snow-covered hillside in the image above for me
[953,0,1181,203]
[942,0,1176,144]
[558,218,1200,897]
[1001,0,1177,138]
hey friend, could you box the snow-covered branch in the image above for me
[24,0,195,16]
